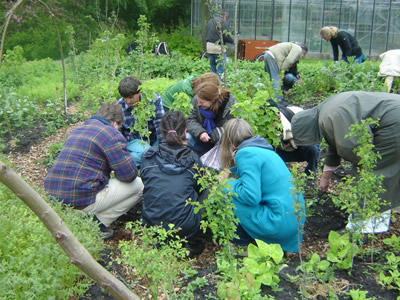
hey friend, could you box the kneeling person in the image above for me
[44,103,144,238]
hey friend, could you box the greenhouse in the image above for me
[191,0,400,58]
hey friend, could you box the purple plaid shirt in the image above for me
[44,117,138,207]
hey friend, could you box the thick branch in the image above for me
[0,161,139,300]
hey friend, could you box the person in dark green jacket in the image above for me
[291,91,400,224]
[161,72,221,111]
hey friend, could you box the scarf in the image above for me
[200,107,216,134]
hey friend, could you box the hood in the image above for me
[238,135,273,151]
[143,143,199,175]
[291,106,322,145]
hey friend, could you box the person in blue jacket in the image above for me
[220,118,305,253]
[140,111,205,256]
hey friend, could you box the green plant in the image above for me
[378,253,400,294]
[332,118,386,263]
[242,240,284,290]
[170,92,193,117]
[229,69,282,147]
[42,141,65,167]
[117,221,195,299]
[0,184,103,299]
[326,231,359,271]
[346,289,376,300]
[382,234,400,252]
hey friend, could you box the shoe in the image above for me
[93,215,114,240]
[185,237,205,258]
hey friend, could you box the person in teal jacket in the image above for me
[220,118,305,253]
[161,72,221,111]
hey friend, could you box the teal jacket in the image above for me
[228,136,305,252]
[161,74,197,109]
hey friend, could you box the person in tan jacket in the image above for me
[264,42,308,100]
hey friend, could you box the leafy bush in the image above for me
[158,25,203,58]
[0,181,104,299]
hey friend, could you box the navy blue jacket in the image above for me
[140,143,202,240]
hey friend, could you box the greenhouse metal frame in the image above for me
[191,0,400,57]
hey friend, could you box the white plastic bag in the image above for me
[200,141,222,170]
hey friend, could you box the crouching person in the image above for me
[220,118,305,253]
[44,103,144,239]
[140,111,205,257]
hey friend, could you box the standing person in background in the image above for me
[205,10,234,80]
[117,76,164,167]
[44,103,144,239]
[140,111,205,257]
[161,72,221,112]
[187,82,237,156]
[220,118,305,253]
[320,26,366,63]
[264,42,308,101]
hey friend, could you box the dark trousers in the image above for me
[276,144,320,176]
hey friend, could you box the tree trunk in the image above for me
[0,161,140,300]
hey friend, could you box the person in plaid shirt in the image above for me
[117,76,164,167]
[44,103,143,238]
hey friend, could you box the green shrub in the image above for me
[0,181,104,299]
[158,25,203,58]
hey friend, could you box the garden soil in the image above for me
[5,112,400,300]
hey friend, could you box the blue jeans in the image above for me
[186,132,213,156]
[127,139,151,167]
[276,144,320,176]
[342,55,366,64]
[282,73,298,91]
[264,52,283,101]
[208,52,227,80]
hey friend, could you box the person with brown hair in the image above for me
[44,102,144,239]
[220,118,305,253]
[320,26,365,63]
[187,81,237,155]
[140,111,205,256]
[161,72,221,112]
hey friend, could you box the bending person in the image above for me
[220,118,305,253]
[320,26,366,63]
[291,91,400,231]
[161,72,221,112]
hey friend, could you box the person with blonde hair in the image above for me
[187,81,237,155]
[320,26,365,63]
[161,72,221,112]
[220,118,305,253]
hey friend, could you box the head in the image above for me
[191,72,221,91]
[195,82,230,114]
[161,110,187,146]
[221,10,229,21]
[220,119,254,169]
[294,42,308,56]
[96,102,124,130]
[320,26,338,41]
[118,76,142,106]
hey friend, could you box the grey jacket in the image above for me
[291,91,400,210]
[187,93,237,144]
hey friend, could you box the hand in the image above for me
[199,132,210,143]
[218,170,230,181]
[320,171,332,192]
[296,74,301,79]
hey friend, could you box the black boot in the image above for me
[93,215,114,240]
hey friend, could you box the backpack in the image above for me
[154,42,169,56]
[126,40,139,55]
